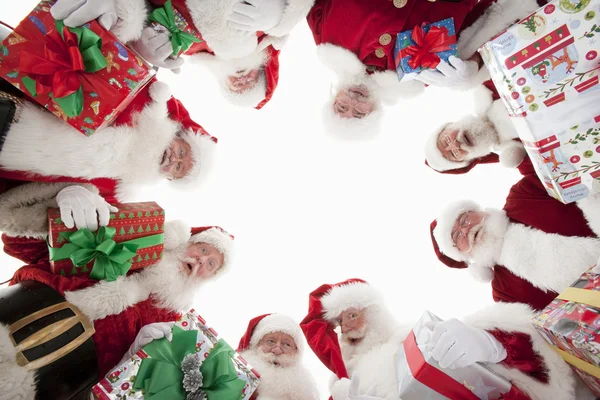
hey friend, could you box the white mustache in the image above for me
[466,219,486,252]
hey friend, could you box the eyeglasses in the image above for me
[441,133,462,161]
[451,212,480,251]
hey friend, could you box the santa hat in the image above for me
[300,279,381,379]
[237,314,304,356]
[190,226,235,275]
[166,98,218,190]
[317,43,424,140]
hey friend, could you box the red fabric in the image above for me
[237,314,271,352]
[488,329,549,384]
[300,278,367,379]
[2,234,48,265]
[429,219,468,270]
[499,386,532,400]
[307,0,481,73]
[10,263,181,377]
[255,44,280,110]
[401,24,456,70]
[491,266,557,311]
[166,97,217,142]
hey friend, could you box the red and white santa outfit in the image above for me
[425,83,527,172]
[0,220,234,399]
[431,159,600,298]
[237,313,320,400]
[307,0,542,136]
[115,0,315,109]
[300,279,581,400]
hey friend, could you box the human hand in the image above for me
[56,185,118,231]
[120,322,175,363]
[130,27,184,73]
[415,56,479,90]
[51,0,117,30]
[227,0,285,32]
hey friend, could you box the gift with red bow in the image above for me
[0,0,155,136]
[394,18,457,81]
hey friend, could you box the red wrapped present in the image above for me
[0,0,156,136]
[48,202,165,281]
[532,265,600,396]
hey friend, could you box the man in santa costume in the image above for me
[301,279,586,399]
[0,216,234,399]
[236,313,320,399]
[51,0,315,109]
[308,0,543,137]
[0,80,216,205]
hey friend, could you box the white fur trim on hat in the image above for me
[265,0,316,37]
[249,314,304,354]
[163,220,192,250]
[424,124,470,171]
[433,200,482,262]
[190,227,234,274]
[317,43,366,78]
[321,282,382,322]
[169,131,217,191]
[0,324,37,400]
[111,0,148,43]
[497,141,527,168]
[468,263,495,283]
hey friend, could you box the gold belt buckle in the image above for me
[8,301,95,370]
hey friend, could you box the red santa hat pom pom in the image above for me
[238,314,304,355]
[432,200,481,263]
[498,142,527,168]
[320,280,382,322]
[190,226,234,275]
[468,264,495,283]
[166,98,218,191]
[424,124,471,172]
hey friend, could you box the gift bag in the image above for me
[0,0,155,136]
[395,311,512,399]
[47,202,165,281]
[92,309,261,400]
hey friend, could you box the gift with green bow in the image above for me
[148,0,203,57]
[0,0,155,136]
[92,310,261,400]
[48,202,165,281]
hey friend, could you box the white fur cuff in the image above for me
[266,0,316,37]
[163,220,191,250]
[112,0,148,43]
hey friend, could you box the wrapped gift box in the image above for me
[480,0,600,203]
[148,0,203,57]
[395,311,512,399]
[532,265,600,396]
[0,0,155,136]
[394,18,457,81]
[47,202,165,281]
[91,309,261,400]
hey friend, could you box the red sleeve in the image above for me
[460,0,497,37]
[10,262,97,296]
[306,0,325,45]
[487,330,549,384]
[2,234,49,265]
[500,386,532,400]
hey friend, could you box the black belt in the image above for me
[0,89,23,153]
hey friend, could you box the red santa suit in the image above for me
[430,158,599,302]
[237,314,320,400]
[0,221,235,399]
[300,279,580,400]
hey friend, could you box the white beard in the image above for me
[0,96,178,187]
[447,116,499,161]
[469,208,510,270]
[240,349,319,400]
[138,244,204,312]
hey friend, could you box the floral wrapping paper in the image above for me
[47,202,165,279]
[91,310,261,400]
[480,0,600,203]
[0,0,155,136]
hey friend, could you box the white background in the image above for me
[2,3,522,398]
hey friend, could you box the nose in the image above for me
[271,346,283,356]
[460,224,471,236]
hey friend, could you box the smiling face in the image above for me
[333,85,375,119]
[257,332,298,367]
[450,211,488,254]
[226,69,260,93]
[160,137,194,180]
[181,242,224,280]
[436,117,499,164]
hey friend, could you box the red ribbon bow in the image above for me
[402,24,454,70]
[19,26,85,99]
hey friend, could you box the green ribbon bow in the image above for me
[133,326,245,400]
[149,0,202,56]
[48,227,164,282]
[21,20,108,117]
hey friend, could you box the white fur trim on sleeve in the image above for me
[433,200,481,262]
[487,100,518,142]
[111,0,149,43]
[330,377,352,400]
[321,282,382,322]
[457,0,540,59]
[163,220,192,250]
[249,314,304,355]
[464,303,577,400]
[317,43,366,78]
[266,0,316,37]
[576,193,600,236]
[0,324,37,400]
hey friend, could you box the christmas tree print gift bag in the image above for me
[0,0,156,136]
[532,265,600,396]
[91,310,261,400]
[47,202,165,281]
[395,311,512,400]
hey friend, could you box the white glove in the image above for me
[227,0,286,32]
[56,185,118,231]
[426,318,507,369]
[130,27,184,73]
[415,56,480,90]
[593,257,600,274]
[51,0,118,30]
[119,322,175,364]
[346,375,385,400]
